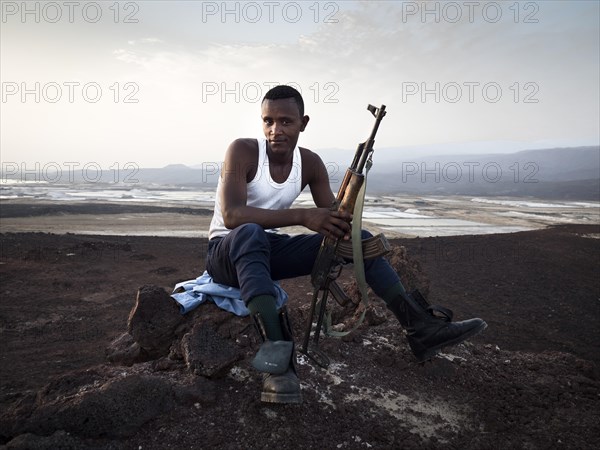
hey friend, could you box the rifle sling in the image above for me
[324,157,373,337]
[335,234,391,260]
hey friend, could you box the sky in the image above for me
[1,0,599,169]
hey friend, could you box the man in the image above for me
[206,85,486,404]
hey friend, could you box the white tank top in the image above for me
[208,138,303,239]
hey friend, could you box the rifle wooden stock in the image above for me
[338,171,364,216]
[310,170,364,289]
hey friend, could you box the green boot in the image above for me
[252,307,302,404]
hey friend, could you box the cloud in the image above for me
[127,38,165,46]
[3,1,597,168]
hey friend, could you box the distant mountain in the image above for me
[130,165,214,186]
[0,163,220,188]
[366,146,600,200]
[2,147,598,200]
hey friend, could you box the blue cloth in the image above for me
[171,270,288,316]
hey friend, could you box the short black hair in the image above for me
[262,85,304,117]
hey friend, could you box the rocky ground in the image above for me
[0,223,599,449]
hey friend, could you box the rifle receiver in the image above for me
[355,104,386,173]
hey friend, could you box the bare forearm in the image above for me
[223,205,351,239]
[222,206,307,230]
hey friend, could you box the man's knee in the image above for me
[228,223,270,259]
[234,223,268,243]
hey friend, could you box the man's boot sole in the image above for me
[413,320,488,362]
[261,391,303,404]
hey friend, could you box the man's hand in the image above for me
[303,208,352,240]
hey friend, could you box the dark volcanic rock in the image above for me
[0,393,37,442]
[105,332,147,366]
[333,244,430,330]
[344,244,430,303]
[1,226,600,449]
[23,374,173,439]
[127,285,183,357]
[385,244,430,298]
[181,322,244,378]
[3,431,101,450]
[172,376,219,406]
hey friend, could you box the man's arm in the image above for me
[301,148,353,239]
[220,140,351,239]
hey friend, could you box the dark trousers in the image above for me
[206,223,401,304]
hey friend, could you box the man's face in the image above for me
[261,98,309,155]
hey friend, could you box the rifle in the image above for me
[300,104,389,368]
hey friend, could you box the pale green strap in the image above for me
[324,156,373,337]
[349,157,372,319]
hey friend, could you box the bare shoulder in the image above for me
[299,146,326,169]
[227,138,258,160]
[299,146,329,188]
[223,138,259,182]
[225,138,259,165]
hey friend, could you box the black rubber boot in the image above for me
[388,290,487,362]
[252,308,302,404]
